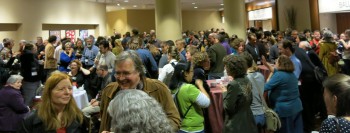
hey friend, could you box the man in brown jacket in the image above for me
[99,50,180,132]
[44,35,57,78]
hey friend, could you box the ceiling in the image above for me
[82,0,274,12]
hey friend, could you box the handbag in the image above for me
[249,75,281,131]
[314,66,328,84]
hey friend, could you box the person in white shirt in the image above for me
[158,46,180,87]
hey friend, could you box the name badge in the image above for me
[257,61,261,65]
[31,72,38,76]
[298,80,302,86]
[72,77,77,80]
[85,59,88,63]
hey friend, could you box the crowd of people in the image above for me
[0,27,350,133]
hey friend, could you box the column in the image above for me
[155,0,182,41]
[223,0,247,39]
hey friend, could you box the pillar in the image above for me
[155,0,182,41]
[223,0,247,39]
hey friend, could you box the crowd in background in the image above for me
[0,26,350,133]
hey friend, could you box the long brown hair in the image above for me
[37,71,83,130]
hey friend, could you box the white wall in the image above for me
[278,0,311,31]
[319,13,338,34]
[263,20,272,31]
[0,0,106,46]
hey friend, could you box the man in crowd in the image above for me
[99,50,180,132]
[278,40,302,79]
[81,37,99,69]
[92,40,116,73]
[207,33,226,79]
[44,36,57,78]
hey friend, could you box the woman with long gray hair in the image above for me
[107,89,173,133]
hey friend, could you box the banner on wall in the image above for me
[79,30,88,40]
[65,30,76,43]
[248,7,272,21]
[49,30,61,41]
[319,0,350,13]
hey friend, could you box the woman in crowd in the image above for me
[199,38,208,52]
[107,89,173,133]
[242,52,266,132]
[68,59,90,88]
[0,75,29,132]
[169,62,210,133]
[191,51,211,132]
[221,55,257,133]
[74,39,84,59]
[319,30,339,76]
[262,55,303,133]
[185,45,198,62]
[229,38,245,55]
[112,39,124,56]
[18,71,87,132]
[320,74,350,132]
[59,42,76,72]
[158,46,179,87]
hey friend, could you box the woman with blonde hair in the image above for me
[112,39,124,56]
[18,71,87,133]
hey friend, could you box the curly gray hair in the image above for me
[108,89,174,133]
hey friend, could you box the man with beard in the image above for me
[81,37,99,69]
[99,50,180,133]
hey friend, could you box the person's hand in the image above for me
[221,85,227,92]
[91,101,99,107]
[69,48,74,54]
[90,99,96,104]
[94,59,99,65]
[89,67,94,72]
[40,51,45,55]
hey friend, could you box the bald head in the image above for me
[299,41,311,51]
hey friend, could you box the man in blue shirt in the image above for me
[81,37,99,69]
[278,40,302,79]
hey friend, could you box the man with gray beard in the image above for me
[81,37,99,69]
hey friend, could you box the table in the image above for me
[33,89,89,110]
[207,79,224,133]
[73,89,89,110]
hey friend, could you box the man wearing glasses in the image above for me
[99,50,180,133]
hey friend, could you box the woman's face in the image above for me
[238,42,245,53]
[184,67,194,83]
[202,58,211,70]
[70,62,78,71]
[186,51,192,61]
[323,88,337,115]
[204,39,208,45]
[51,78,73,107]
[65,45,71,52]
[77,41,83,47]
[10,80,22,90]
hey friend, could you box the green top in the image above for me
[174,83,204,132]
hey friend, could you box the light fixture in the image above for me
[221,4,224,6]
[133,5,137,7]
[194,6,198,9]
[117,3,120,6]
[192,3,195,5]
[121,7,125,9]
[124,0,128,2]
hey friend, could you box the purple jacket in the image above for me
[221,41,232,55]
[0,86,29,131]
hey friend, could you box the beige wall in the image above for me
[0,0,106,47]
[182,10,224,32]
[107,10,224,36]
[277,0,311,31]
[319,13,338,34]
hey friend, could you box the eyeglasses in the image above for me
[114,70,137,78]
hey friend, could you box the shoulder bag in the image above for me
[250,75,281,131]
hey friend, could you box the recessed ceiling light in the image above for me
[194,7,198,9]
[121,7,125,9]
[221,4,224,6]
[117,3,120,6]
[133,5,137,7]
[124,0,128,2]
[192,3,195,5]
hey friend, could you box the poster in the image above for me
[65,30,76,43]
[79,30,89,40]
[49,30,61,41]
